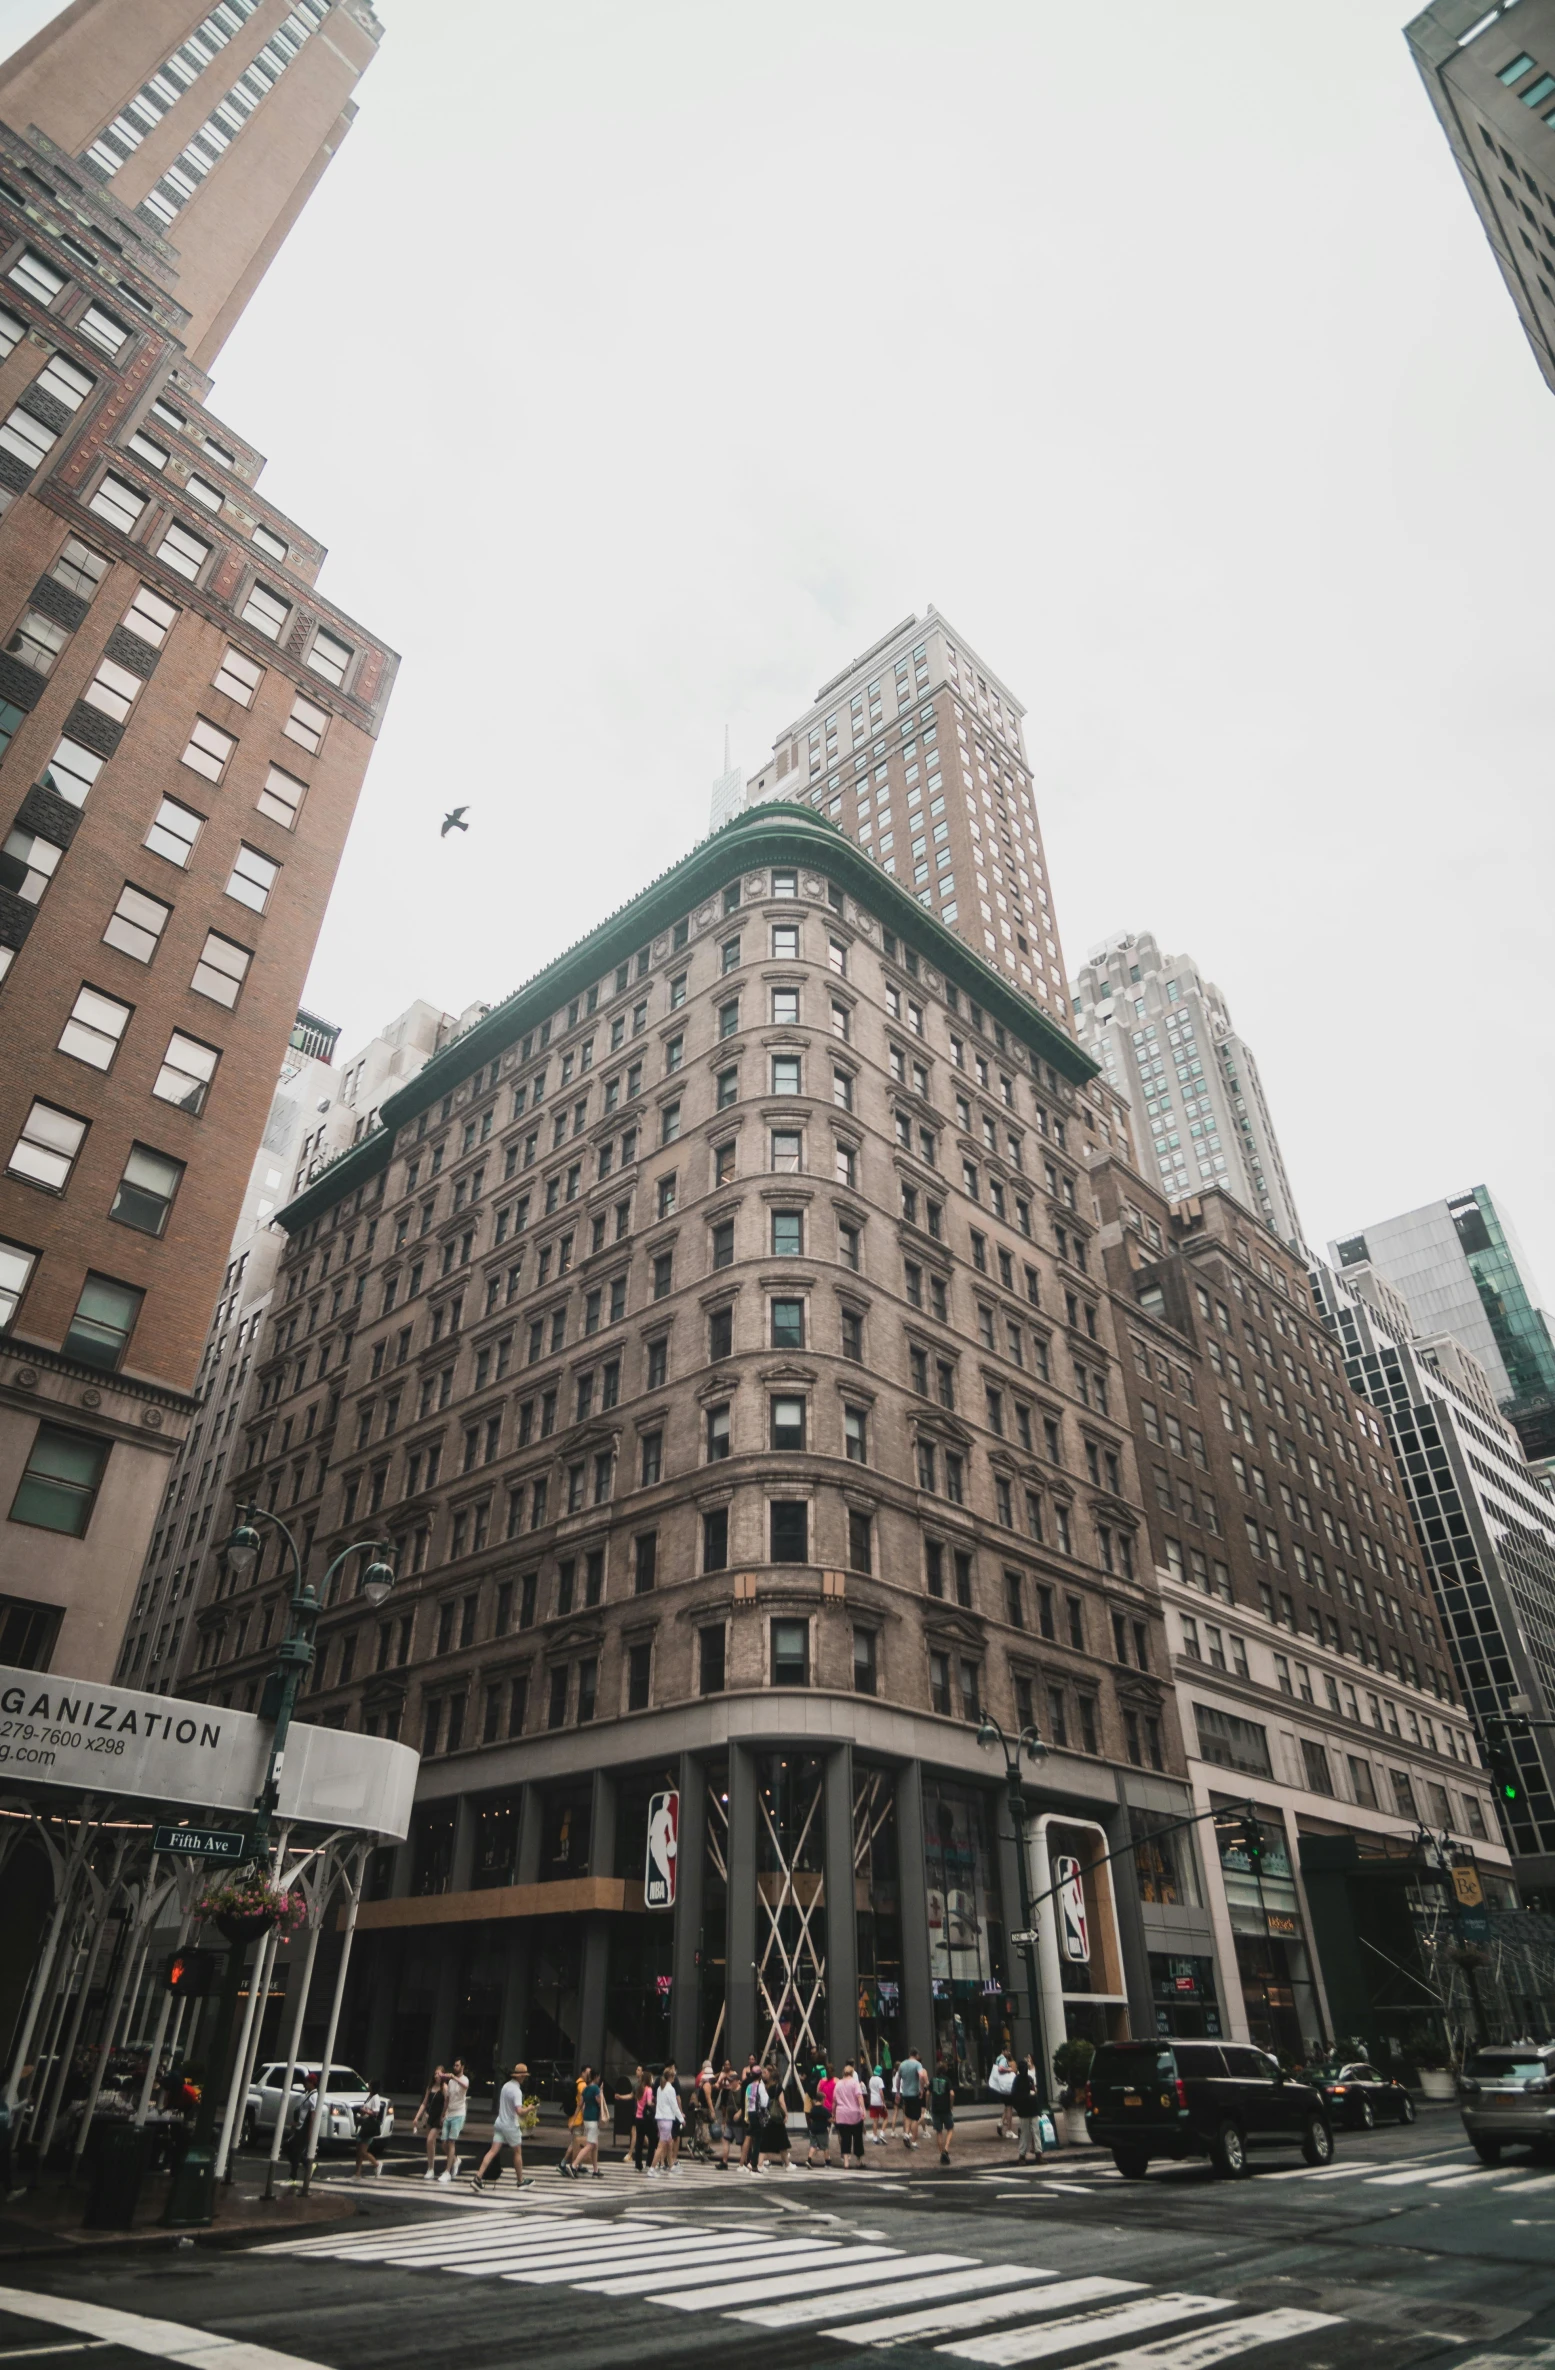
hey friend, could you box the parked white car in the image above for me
[242,2062,391,2152]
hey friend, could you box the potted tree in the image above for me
[1052,2039,1095,2144]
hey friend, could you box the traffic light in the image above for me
[166,1947,217,1997]
[1488,1741,1524,1811]
[1236,1814,1265,1870]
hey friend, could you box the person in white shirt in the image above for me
[649,2061,683,2175]
[868,2064,888,2144]
[439,2059,470,2183]
[353,2086,389,2179]
[469,2062,533,2191]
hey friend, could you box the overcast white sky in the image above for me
[6,0,1552,1291]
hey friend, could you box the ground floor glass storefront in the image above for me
[924,1778,1014,2086]
[1216,1815,1325,2061]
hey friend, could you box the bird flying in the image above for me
[441,807,469,837]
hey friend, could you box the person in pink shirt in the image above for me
[832,2059,866,2168]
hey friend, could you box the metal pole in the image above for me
[6,1806,98,2105]
[303,1847,365,2194]
[38,1912,110,2161]
[263,1903,321,2198]
[214,1923,277,2182]
[1006,1762,1049,2115]
[69,1918,142,2171]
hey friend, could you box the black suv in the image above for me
[1086,2039,1334,2179]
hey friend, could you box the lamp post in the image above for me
[162,1509,394,2228]
[978,1711,1050,2113]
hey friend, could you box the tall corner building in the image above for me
[749,608,1073,1025]
[1406,0,1555,397]
[175,803,1234,2093]
[1070,932,1305,1253]
[1331,1186,1555,1465]
[0,0,396,1679]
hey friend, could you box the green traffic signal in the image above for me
[1488,1742,1523,1807]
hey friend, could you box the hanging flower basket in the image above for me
[195,1873,307,1945]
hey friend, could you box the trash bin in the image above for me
[83,2122,150,2230]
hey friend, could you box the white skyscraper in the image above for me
[1070,932,1303,1250]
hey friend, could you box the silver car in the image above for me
[242,2061,390,2152]
[1458,2044,1555,2163]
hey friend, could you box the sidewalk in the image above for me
[0,2169,358,2260]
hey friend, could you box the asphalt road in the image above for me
[3,2110,1553,2370]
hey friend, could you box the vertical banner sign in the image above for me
[645,1788,679,1909]
[1053,1854,1090,1963]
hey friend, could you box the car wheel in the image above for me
[1471,2138,1501,2165]
[1358,2099,1375,2131]
[1112,2150,1150,2180]
[1398,2094,1416,2126]
[1300,2117,1334,2167]
[1211,2121,1250,2179]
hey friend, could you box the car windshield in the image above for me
[1095,2048,1173,2084]
[1466,2054,1547,2082]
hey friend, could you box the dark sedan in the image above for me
[1309,2062,1417,2129]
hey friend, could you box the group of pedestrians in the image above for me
[354,2040,1048,2187]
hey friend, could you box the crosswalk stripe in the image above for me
[466,2225,807,2273]
[1365,2164,1458,2187]
[936,2291,1232,2364]
[584,2244,912,2300]
[1424,2170,1511,2190]
[545,2239,858,2291]
[305,2220,621,2264]
[828,2277,1145,2349]
[648,2250,967,2313]
[736,2264,1039,2332]
[1505,2172,1555,2193]
[1058,2309,1344,2370]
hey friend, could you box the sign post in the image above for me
[152,1826,248,1860]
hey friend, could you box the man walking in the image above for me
[439,2058,469,2184]
[929,2052,956,2167]
[469,2062,533,2191]
[896,2047,926,2148]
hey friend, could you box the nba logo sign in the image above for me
[645,1789,679,1909]
[1053,1855,1089,1963]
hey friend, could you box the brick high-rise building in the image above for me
[750,610,1073,1028]
[176,806,1224,2093]
[119,994,452,1698]
[0,0,395,1678]
[1090,1162,1505,2061]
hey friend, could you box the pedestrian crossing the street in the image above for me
[266,2214,1342,2366]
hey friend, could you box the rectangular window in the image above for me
[59,985,131,1070]
[853,1625,878,1694]
[702,1506,729,1572]
[214,645,263,705]
[109,1143,183,1236]
[181,717,235,782]
[0,825,61,905]
[156,520,209,581]
[257,763,305,829]
[152,1030,218,1115]
[62,1272,142,1370]
[191,931,250,1006]
[634,1530,657,1592]
[145,796,202,868]
[284,692,327,753]
[307,627,353,687]
[242,582,291,639]
[9,1100,86,1192]
[102,882,170,963]
[225,844,278,914]
[771,1615,808,1684]
[9,1422,108,1536]
[88,474,145,534]
[698,1623,726,1693]
[770,1499,808,1562]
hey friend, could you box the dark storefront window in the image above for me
[923,1780,1009,2093]
[539,1781,592,1879]
[1149,1952,1222,2038]
[855,1766,904,2073]
[756,1753,828,2093]
[410,1804,454,1896]
[1216,1813,1322,2062]
[472,1789,523,1889]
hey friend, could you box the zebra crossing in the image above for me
[266,2212,1343,2365]
[974,2145,1555,2205]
